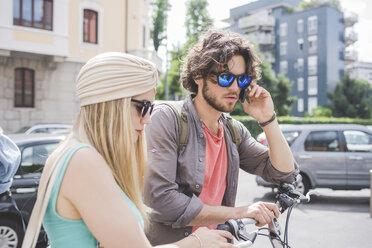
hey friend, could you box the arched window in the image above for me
[14,68,34,108]
[83,9,98,44]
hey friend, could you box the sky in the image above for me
[158,0,372,65]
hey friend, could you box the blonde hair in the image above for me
[59,97,148,225]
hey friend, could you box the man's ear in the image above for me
[194,78,203,86]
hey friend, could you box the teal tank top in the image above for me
[43,144,144,248]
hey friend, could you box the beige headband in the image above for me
[76,52,159,106]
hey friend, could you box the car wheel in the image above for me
[0,218,23,248]
[296,174,311,196]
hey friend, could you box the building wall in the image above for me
[227,1,347,117]
[0,0,154,133]
[0,56,81,132]
[346,61,372,85]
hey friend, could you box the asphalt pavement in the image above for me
[235,171,372,248]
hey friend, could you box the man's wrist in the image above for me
[258,112,276,127]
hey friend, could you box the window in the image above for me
[14,68,34,108]
[297,77,304,91]
[343,131,372,153]
[297,98,304,112]
[308,16,318,34]
[279,23,287,37]
[308,76,318,95]
[297,19,303,33]
[83,9,98,44]
[280,42,287,56]
[297,58,304,72]
[283,131,300,146]
[280,60,288,75]
[308,96,318,114]
[308,36,317,53]
[18,142,59,178]
[13,0,53,30]
[298,38,304,51]
[308,56,317,75]
[305,131,340,152]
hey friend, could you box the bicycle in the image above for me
[217,181,315,247]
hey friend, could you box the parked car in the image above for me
[255,124,372,195]
[0,133,65,248]
[15,123,72,135]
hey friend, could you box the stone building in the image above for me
[0,0,161,132]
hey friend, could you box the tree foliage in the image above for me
[184,0,213,49]
[327,75,372,118]
[158,0,213,100]
[305,106,333,117]
[299,0,341,10]
[150,0,171,52]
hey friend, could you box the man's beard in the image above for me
[202,80,237,113]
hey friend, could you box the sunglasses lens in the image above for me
[141,103,149,117]
[141,102,155,117]
[238,75,252,88]
[218,74,235,87]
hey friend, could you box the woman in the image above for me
[24,52,234,248]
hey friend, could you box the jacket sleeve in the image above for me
[237,122,299,184]
[143,106,203,228]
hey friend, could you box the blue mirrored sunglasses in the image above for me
[211,72,252,88]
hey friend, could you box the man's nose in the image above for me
[228,77,240,91]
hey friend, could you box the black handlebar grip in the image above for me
[217,224,233,243]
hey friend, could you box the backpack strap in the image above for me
[225,115,242,150]
[157,101,189,153]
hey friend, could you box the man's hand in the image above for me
[235,201,280,227]
[241,84,274,123]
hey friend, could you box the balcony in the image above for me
[345,31,358,46]
[247,32,275,45]
[261,52,275,63]
[128,48,163,73]
[344,12,358,27]
[238,11,275,32]
[344,49,358,63]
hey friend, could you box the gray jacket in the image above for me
[144,95,298,245]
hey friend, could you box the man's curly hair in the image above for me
[180,29,261,94]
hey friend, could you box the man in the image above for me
[144,29,298,245]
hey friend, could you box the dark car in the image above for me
[0,134,64,248]
[256,124,372,195]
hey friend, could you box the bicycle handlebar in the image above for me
[217,181,311,247]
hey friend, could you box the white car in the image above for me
[16,123,72,135]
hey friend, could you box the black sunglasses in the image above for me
[211,72,252,88]
[131,99,154,117]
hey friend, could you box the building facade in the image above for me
[346,61,372,85]
[226,0,355,116]
[0,0,161,133]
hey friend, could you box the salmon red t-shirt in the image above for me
[192,121,228,232]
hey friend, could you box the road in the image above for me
[235,171,372,248]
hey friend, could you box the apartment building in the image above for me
[226,0,356,116]
[0,0,161,132]
[346,61,372,85]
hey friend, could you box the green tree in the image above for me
[299,0,341,10]
[272,74,296,116]
[305,106,333,117]
[150,0,171,52]
[184,0,213,50]
[328,75,372,118]
[168,46,185,100]
[158,0,213,100]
